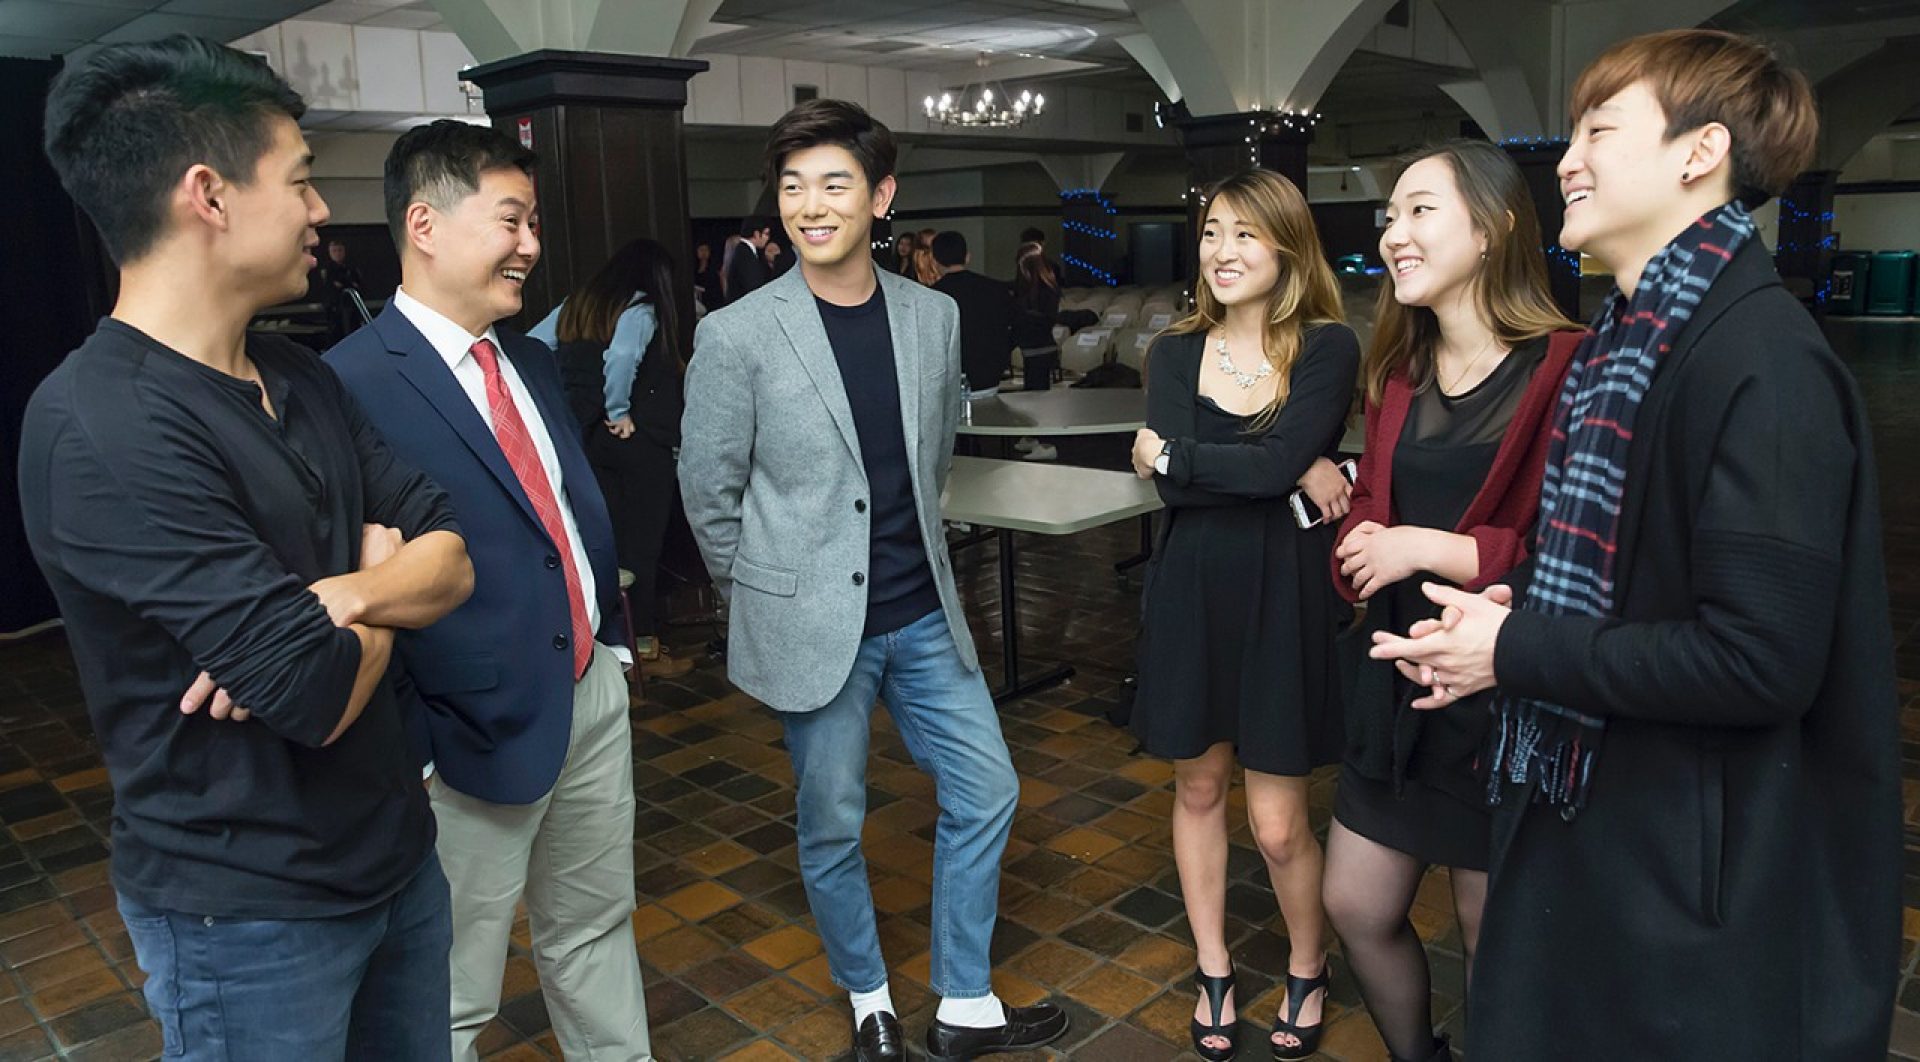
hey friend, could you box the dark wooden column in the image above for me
[1500,139,1581,320]
[465,50,708,354]
[1176,111,1313,218]
[1774,169,1839,310]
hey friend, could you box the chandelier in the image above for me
[924,55,1045,129]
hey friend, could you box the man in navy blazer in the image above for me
[326,120,651,1062]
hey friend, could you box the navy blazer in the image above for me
[325,304,624,805]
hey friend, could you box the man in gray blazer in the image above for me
[679,101,1066,1062]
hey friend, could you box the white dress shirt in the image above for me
[391,288,603,636]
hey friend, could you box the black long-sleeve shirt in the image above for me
[17,320,458,918]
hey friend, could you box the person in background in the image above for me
[912,226,941,285]
[1007,246,1063,458]
[25,35,472,1058]
[1018,224,1061,279]
[680,99,1067,1062]
[326,119,653,1062]
[1127,168,1357,1062]
[765,236,793,277]
[723,216,774,302]
[552,237,695,681]
[316,237,367,338]
[1370,29,1900,1060]
[893,230,919,277]
[929,230,1013,397]
[692,241,720,313]
[1324,139,1580,1062]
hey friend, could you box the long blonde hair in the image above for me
[1365,140,1577,404]
[1163,168,1344,432]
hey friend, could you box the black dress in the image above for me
[1333,338,1545,870]
[1131,326,1359,776]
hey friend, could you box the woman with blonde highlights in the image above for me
[1127,168,1359,1061]
[1324,140,1579,1062]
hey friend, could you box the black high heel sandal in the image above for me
[1189,966,1238,1062]
[1270,963,1330,1060]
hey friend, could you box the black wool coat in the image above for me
[1471,239,1901,1061]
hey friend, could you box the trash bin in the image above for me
[1867,250,1914,316]
[1829,251,1870,315]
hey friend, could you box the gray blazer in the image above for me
[679,263,979,712]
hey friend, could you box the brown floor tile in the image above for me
[0,923,85,968]
[655,1006,754,1061]
[631,903,681,943]
[784,954,837,999]
[0,908,68,946]
[682,842,758,878]
[771,1007,851,1059]
[722,977,817,1031]
[1063,964,1159,1018]
[15,946,108,994]
[702,904,783,946]
[659,881,744,922]
[1069,1020,1182,1061]
[717,1040,800,1061]
[60,1020,163,1062]
[635,926,730,975]
[0,1004,29,1039]
[6,812,81,844]
[1129,989,1199,1047]
[1005,939,1099,988]
[742,926,822,971]
[1057,867,1132,907]
[50,770,107,795]
[472,1017,523,1056]
[479,1043,548,1062]
[0,1025,53,1062]
[680,954,775,1001]
[47,994,146,1051]
[1115,934,1197,983]
[869,875,931,915]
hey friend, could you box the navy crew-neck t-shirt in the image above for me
[814,289,942,636]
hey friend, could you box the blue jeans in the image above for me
[781,609,1018,998]
[118,854,453,1060]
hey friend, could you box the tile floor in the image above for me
[0,318,1915,1061]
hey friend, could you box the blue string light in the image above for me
[1061,253,1119,286]
[1497,136,1569,148]
[1060,188,1118,216]
[1062,220,1117,240]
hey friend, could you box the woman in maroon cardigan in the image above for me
[1323,140,1580,1062]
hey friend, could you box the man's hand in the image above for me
[309,574,371,628]
[181,672,250,722]
[1297,457,1352,522]
[361,523,404,570]
[607,416,636,440]
[1370,583,1514,709]
[1336,522,1431,600]
[1131,427,1164,479]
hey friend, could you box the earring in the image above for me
[1681,171,1692,183]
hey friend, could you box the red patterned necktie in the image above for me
[468,338,593,679]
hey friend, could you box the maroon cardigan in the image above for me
[1330,330,1584,603]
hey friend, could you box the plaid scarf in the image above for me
[1486,200,1755,814]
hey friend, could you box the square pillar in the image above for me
[1774,170,1838,311]
[465,50,708,351]
[1501,139,1581,320]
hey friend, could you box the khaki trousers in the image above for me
[430,645,651,1061]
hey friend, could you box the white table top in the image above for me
[942,456,1162,535]
[957,388,1146,436]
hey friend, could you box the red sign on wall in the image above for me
[516,117,533,149]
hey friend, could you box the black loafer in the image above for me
[854,1011,905,1062]
[924,1001,1069,1060]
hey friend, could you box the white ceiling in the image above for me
[0,0,324,60]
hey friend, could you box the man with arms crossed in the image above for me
[22,36,473,1059]
[326,120,651,1061]
[680,99,1066,1062]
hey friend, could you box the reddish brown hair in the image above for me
[1569,29,1817,205]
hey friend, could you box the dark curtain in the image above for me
[2,57,100,634]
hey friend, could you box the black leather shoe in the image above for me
[924,1001,1068,1060]
[854,1010,905,1062]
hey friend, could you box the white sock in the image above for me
[850,983,895,1027]
[937,992,1008,1028]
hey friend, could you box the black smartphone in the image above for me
[1288,458,1359,529]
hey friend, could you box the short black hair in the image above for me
[384,119,537,246]
[1019,227,1046,245]
[43,34,306,265]
[930,231,968,267]
[764,99,897,189]
[739,216,773,238]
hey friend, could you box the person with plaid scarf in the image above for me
[1370,30,1900,1060]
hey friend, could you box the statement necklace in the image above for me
[1214,332,1272,389]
